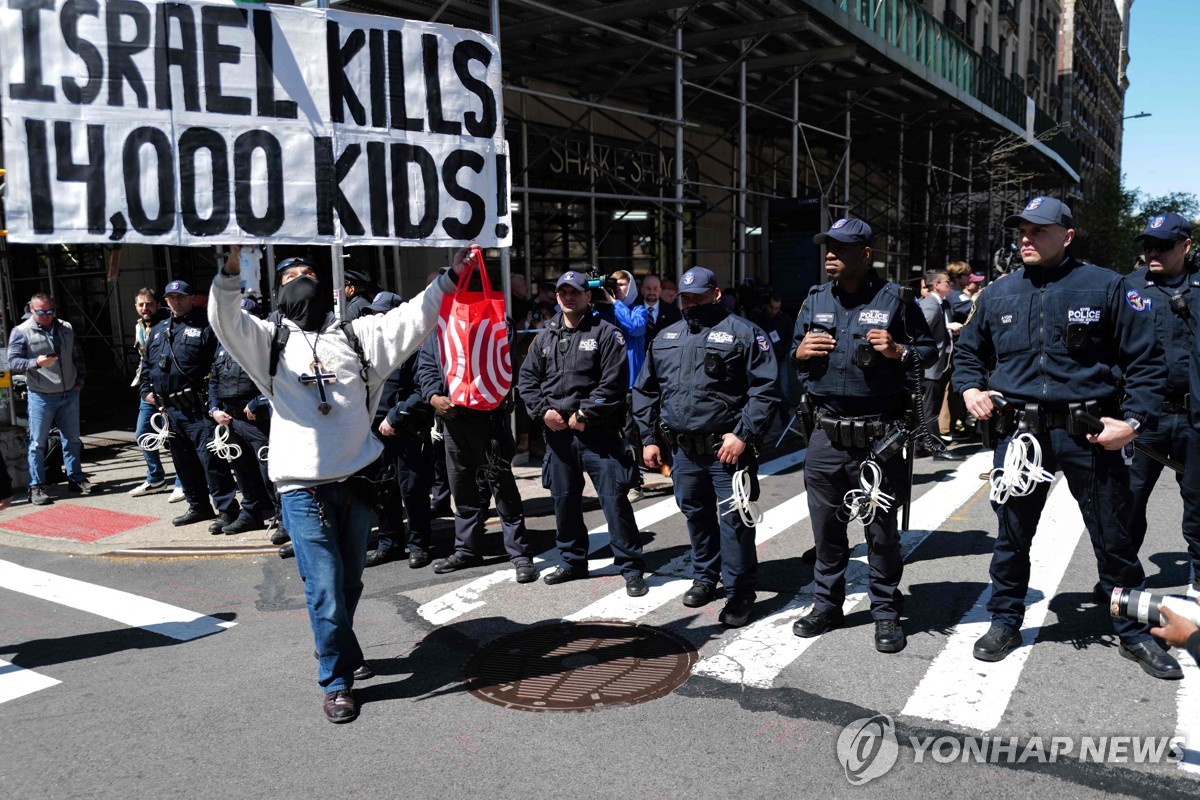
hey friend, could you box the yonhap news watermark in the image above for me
[836,714,1188,785]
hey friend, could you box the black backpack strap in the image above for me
[340,320,371,409]
[268,323,290,395]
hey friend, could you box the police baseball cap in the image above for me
[366,291,403,313]
[1134,212,1193,243]
[555,271,589,292]
[1004,196,1074,228]
[344,269,372,287]
[678,267,719,294]
[163,279,193,296]
[813,217,873,245]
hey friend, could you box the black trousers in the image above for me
[165,407,237,514]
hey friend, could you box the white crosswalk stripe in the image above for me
[0,559,236,704]
[417,448,807,625]
[901,478,1083,730]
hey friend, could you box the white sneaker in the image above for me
[628,487,645,503]
[168,486,186,503]
[129,479,167,497]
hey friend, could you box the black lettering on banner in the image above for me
[60,0,103,105]
[154,2,200,111]
[390,143,437,239]
[55,121,107,234]
[10,0,55,102]
[441,149,484,240]
[106,0,151,108]
[368,28,386,128]
[327,21,365,125]
[179,127,230,236]
[233,130,284,236]
[494,153,508,238]
[366,141,388,236]
[123,126,175,235]
[252,9,297,119]
[201,5,252,116]
[386,30,422,132]
[313,137,363,237]
[24,120,54,232]
[453,40,496,138]
[422,34,460,136]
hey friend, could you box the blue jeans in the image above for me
[27,389,84,486]
[280,482,374,694]
[136,399,167,483]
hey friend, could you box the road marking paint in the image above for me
[693,451,993,687]
[417,449,807,625]
[0,559,237,641]
[0,659,60,704]
[901,479,1082,730]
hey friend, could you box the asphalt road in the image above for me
[2,445,1199,800]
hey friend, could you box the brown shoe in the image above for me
[322,689,358,723]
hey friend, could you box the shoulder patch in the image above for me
[613,330,625,346]
[755,333,770,352]
[1125,289,1152,312]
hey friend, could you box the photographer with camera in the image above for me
[790,219,936,654]
[1122,213,1200,595]
[141,280,241,528]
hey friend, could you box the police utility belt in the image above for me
[660,426,725,458]
[985,397,1119,442]
[814,411,903,449]
[1163,394,1190,414]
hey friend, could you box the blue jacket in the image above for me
[792,279,937,416]
[518,312,629,427]
[632,309,779,443]
[953,258,1167,427]
[1126,264,1198,401]
[140,308,220,400]
[594,300,646,387]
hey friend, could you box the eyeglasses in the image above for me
[32,309,55,316]
[1142,239,1181,254]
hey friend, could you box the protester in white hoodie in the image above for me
[209,244,464,724]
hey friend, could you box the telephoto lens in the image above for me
[1110,588,1200,627]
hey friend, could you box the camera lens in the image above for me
[1110,587,1200,626]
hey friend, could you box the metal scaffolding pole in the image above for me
[491,0,512,319]
[520,99,532,287]
[675,25,685,282]
[897,114,905,282]
[737,60,747,285]
[791,79,799,197]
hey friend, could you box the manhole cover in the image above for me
[463,621,697,712]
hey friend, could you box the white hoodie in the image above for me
[209,269,453,493]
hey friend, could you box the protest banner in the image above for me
[0,0,511,247]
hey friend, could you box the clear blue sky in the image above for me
[1120,0,1199,202]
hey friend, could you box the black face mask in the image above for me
[277,277,330,332]
[682,300,727,332]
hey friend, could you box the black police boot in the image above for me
[543,565,588,586]
[513,560,537,583]
[409,548,433,569]
[365,548,401,568]
[207,511,237,534]
[269,525,290,546]
[173,506,217,527]
[972,621,1021,662]
[875,619,907,653]
[1120,640,1183,680]
[223,513,264,535]
[792,607,843,638]
[625,574,649,597]
[682,581,718,608]
[278,542,294,559]
[719,595,755,628]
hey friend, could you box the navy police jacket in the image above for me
[792,279,937,416]
[518,312,629,427]
[953,257,1167,426]
[376,353,433,432]
[1127,263,1198,401]
[632,308,779,444]
[140,308,220,400]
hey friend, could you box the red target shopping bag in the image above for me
[437,248,513,410]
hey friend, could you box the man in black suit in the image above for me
[642,274,682,351]
[917,269,964,461]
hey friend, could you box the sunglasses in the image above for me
[32,309,56,316]
[1142,239,1180,254]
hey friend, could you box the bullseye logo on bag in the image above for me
[1067,308,1101,324]
[858,310,890,327]
[837,714,899,785]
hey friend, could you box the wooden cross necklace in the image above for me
[297,330,336,414]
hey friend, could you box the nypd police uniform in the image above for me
[518,271,646,588]
[1125,213,1200,587]
[633,267,779,626]
[790,218,937,653]
[954,196,1178,678]
[140,279,239,525]
[207,338,273,533]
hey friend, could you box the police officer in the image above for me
[141,279,240,528]
[363,292,436,569]
[1125,213,1200,593]
[343,270,376,321]
[518,271,647,595]
[955,196,1181,679]
[206,297,274,535]
[790,219,937,653]
[633,266,779,627]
